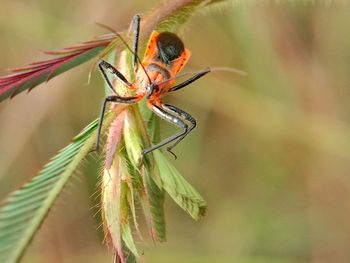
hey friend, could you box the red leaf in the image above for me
[0,34,117,102]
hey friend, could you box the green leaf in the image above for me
[123,108,143,168]
[101,153,124,261]
[153,152,207,220]
[121,222,139,258]
[120,173,139,258]
[0,112,115,263]
[143,168,166,242]
[122,246,137,263]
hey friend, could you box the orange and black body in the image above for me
[97,15,211,157]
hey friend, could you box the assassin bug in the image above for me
[96,15,243,158]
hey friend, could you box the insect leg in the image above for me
[162,104,196,154]
[95,95,137,151]
[143,103,188,158]
[168,67,211,92]
[132,14,141,71]
[98,60,132,95]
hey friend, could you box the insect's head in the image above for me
[156,32,185,65]
[145,82,160,99]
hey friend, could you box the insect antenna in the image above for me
[155,66,247,87]
[95,22,118,34]
[94,21,152,85]
[113,32,152,85]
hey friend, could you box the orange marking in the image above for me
[171,49,191,75]
[143,31,160,62]
[136,31,191,95]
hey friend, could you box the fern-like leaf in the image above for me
[0,112,117,263]
[0,34,117,101]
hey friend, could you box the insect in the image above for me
[96,15,241,158]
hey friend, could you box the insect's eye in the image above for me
[156,32,185,64]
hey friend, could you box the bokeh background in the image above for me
[1,1,350,263]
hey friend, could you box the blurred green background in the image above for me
[1,1,350,263]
